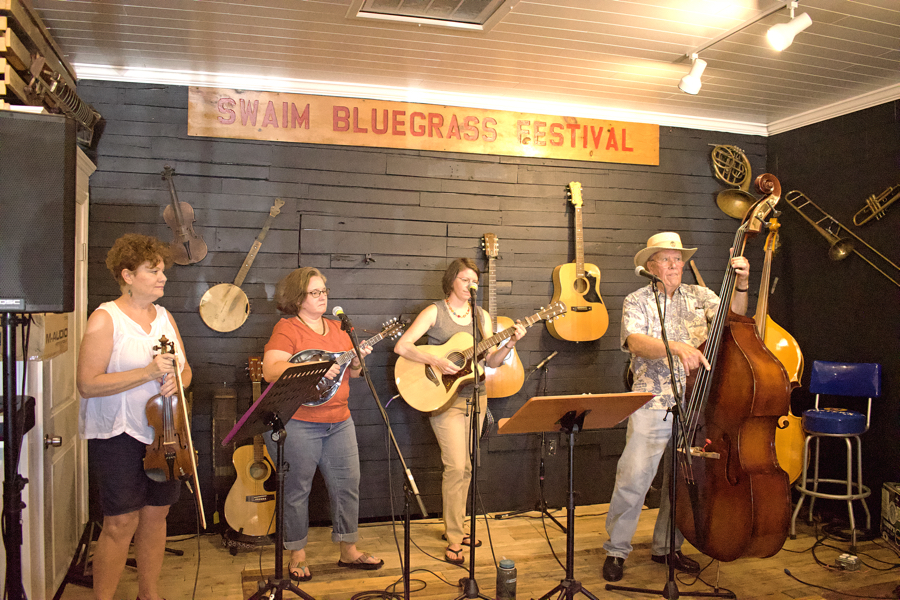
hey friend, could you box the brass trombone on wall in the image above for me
[711,145,757,219]
[784,190,900,288]
[852,184,900,226]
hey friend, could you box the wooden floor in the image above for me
[58,504,900,600]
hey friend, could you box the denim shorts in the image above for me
[89,433,181,517]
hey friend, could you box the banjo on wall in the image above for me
[199,198,284,332]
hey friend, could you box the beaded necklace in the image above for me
[444,298,471,319]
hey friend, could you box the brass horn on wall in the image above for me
[784,190,900,288]
[852,184,900,226]
[711,145,757,219]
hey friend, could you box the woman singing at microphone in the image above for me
[394,258,526,565]
[261,267,381,581]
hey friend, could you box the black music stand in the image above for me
[223,360,335,600]
[498,392,653,600]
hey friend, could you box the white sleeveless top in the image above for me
[79,301,184,444]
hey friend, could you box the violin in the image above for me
[674,174,792,562]
[162,166,207,265]
[144,335,207,529]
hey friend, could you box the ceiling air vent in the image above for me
[347,0,519,31]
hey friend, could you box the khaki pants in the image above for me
[429,393,487,545]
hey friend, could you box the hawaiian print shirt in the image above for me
[620,283,721,410]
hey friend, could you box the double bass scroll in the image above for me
[144,335,207,529]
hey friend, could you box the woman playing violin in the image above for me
[262,267,381,582]
[77,233,192,600]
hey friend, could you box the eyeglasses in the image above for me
[457,277,478,285]
[307,288,330,298]
[650,256,684,265]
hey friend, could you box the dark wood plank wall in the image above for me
[77,81,768,533]
[767,101,900,526]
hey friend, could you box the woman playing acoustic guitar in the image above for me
[394,258,526,565]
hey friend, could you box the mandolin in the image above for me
[395,302,566,412]
[482,234,525,398]
[547,182,608,342]
[288,319,406,407]
[161,166,207,265]
[199,198,284,332]
[223,356,276,538]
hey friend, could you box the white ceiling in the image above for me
[31,0,900,136]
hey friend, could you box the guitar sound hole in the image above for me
[447,352,466,368]
[574,277,589,294]
[249,461,269,481]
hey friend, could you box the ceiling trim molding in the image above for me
[767,84,900,136]
[75,63,769,137]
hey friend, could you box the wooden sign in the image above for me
[188,87,659,166]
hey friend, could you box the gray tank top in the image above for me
[427,300,486,395]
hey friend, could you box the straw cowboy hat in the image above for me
[633,232,697,268]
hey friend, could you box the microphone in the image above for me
[332,306,350,322]
[468,282,478,296]
[534,351,558,370]
[635,266,661,282]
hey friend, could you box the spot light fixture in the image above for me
[767,2,812,51]
[676,0,812,94]
[678,54,707,95]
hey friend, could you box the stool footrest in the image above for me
[794,478,871,501]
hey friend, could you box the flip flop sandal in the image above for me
[444,546,465,565]
[442,533,482,547]
[289,561,312,582]
[337,552,384,570]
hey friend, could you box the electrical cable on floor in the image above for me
[783,568,897,599]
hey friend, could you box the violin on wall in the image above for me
[162,165,207,265]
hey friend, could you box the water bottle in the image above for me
[496,558,516,600]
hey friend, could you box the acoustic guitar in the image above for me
[223,356,276,538]
[395,302,566,412]
[547,182,609,342]
[481,234,525,398]
[288,319,406,407]
[198,198,284,332]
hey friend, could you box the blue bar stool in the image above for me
[789,360,881,553]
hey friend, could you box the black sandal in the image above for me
[444,547,464,565]
[289,561,312,582]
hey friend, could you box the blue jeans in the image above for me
[603,407,684,559]
[265,417,360,550]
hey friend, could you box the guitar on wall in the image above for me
[223,356,276,538]
[395,302,567,412]
[547,182,609,342]
[481,233,525,398]
[288,319,407,407]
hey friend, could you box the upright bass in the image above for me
[674,174,791,562]
[144,335,207,529]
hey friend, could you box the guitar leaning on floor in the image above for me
[482,233,525,398]
[395,302,567,412]
[547,182,609,342]
[223,356,276,538]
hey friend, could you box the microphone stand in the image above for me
[606,278,733,599]
[493,352,566,533]
[338,311,427,600]
[456,287,490,600]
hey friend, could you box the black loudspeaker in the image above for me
[0,111,77,313]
